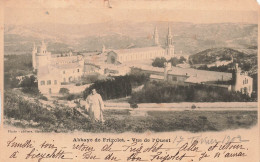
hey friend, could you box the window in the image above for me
[172,76,177,81]
[40,81,45,85]
[77,69,80,72]
[54,80,57,85]
[47,80,51,85]
[63,71,66,74]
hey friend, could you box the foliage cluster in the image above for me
[152,57,187,68]
[20,75,39,96]
[83,73,149,100]
[129,81,252,103]
[4,90,257,133]
[4,54,33,89]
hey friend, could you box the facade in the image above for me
[107,47,166,64]
[106,26,175,64]
[32,41,85,94]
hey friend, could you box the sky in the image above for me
[3,0,258,25]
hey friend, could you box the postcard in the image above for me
[0,0,259,161]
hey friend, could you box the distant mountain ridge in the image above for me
[4,21,257,55]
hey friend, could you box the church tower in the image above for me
[36,40,51,69]
[165,25,174,56]
[153,26,159,46]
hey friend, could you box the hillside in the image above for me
[189,47,257,75]
[4,22,257,55]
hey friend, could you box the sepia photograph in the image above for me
[3,0,258,134]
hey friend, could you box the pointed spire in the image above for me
[166,24,173,46]
[167,24,172,38]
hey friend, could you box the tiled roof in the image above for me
[56,63,82,69]
[51,56,78,62]
[111,46,164,55]
[132,65,232,83]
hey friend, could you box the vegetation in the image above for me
[83,76,132,100]
[20,75,39,96]
[59,88,70,94]
[129,81,253,103]
[168,56,187,66]
[83,72,149,100]
[4,54,33,89]
[152,57,167,67]
[152,56,187,68]
[197,64,234,73]
[189,48,245,65]
[4,90,257,133]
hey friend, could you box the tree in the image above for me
[168,57,179,66]
[152,57,167,67]
[179,56,187,63]
[59,88,70,95]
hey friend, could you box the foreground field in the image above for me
[5,109,257,133]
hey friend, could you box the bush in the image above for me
[67,94,75,101]
[39,95,48,101]
[130,103,138,109]
[59,88,70,94]
[20,75,39,96]
[129,81,253,103]
[152,57,167,67]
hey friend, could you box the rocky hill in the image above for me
[189,47,257,76]
[4,22,257,55]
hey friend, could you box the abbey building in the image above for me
[106,25,175,64]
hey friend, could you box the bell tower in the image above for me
[166,25,174,56]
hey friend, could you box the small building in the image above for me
[32,41,85,95]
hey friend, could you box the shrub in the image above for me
[130,103,138,109]
[129,81,253,103]
[39,95,48,101]
[152,57,167,67]
[67,94,75,101]
[59,88,70,94]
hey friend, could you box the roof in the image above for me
[56,63,82,69]
[132,65,232,83]
[168,67,232,83]
[51,56,78,63]
[110,46,164,55]
[150,74,164,80]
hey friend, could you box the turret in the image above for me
[36,40,51,68]
[38,40,47,54]
[165,25,174,56]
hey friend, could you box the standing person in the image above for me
[85,89,105,123]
